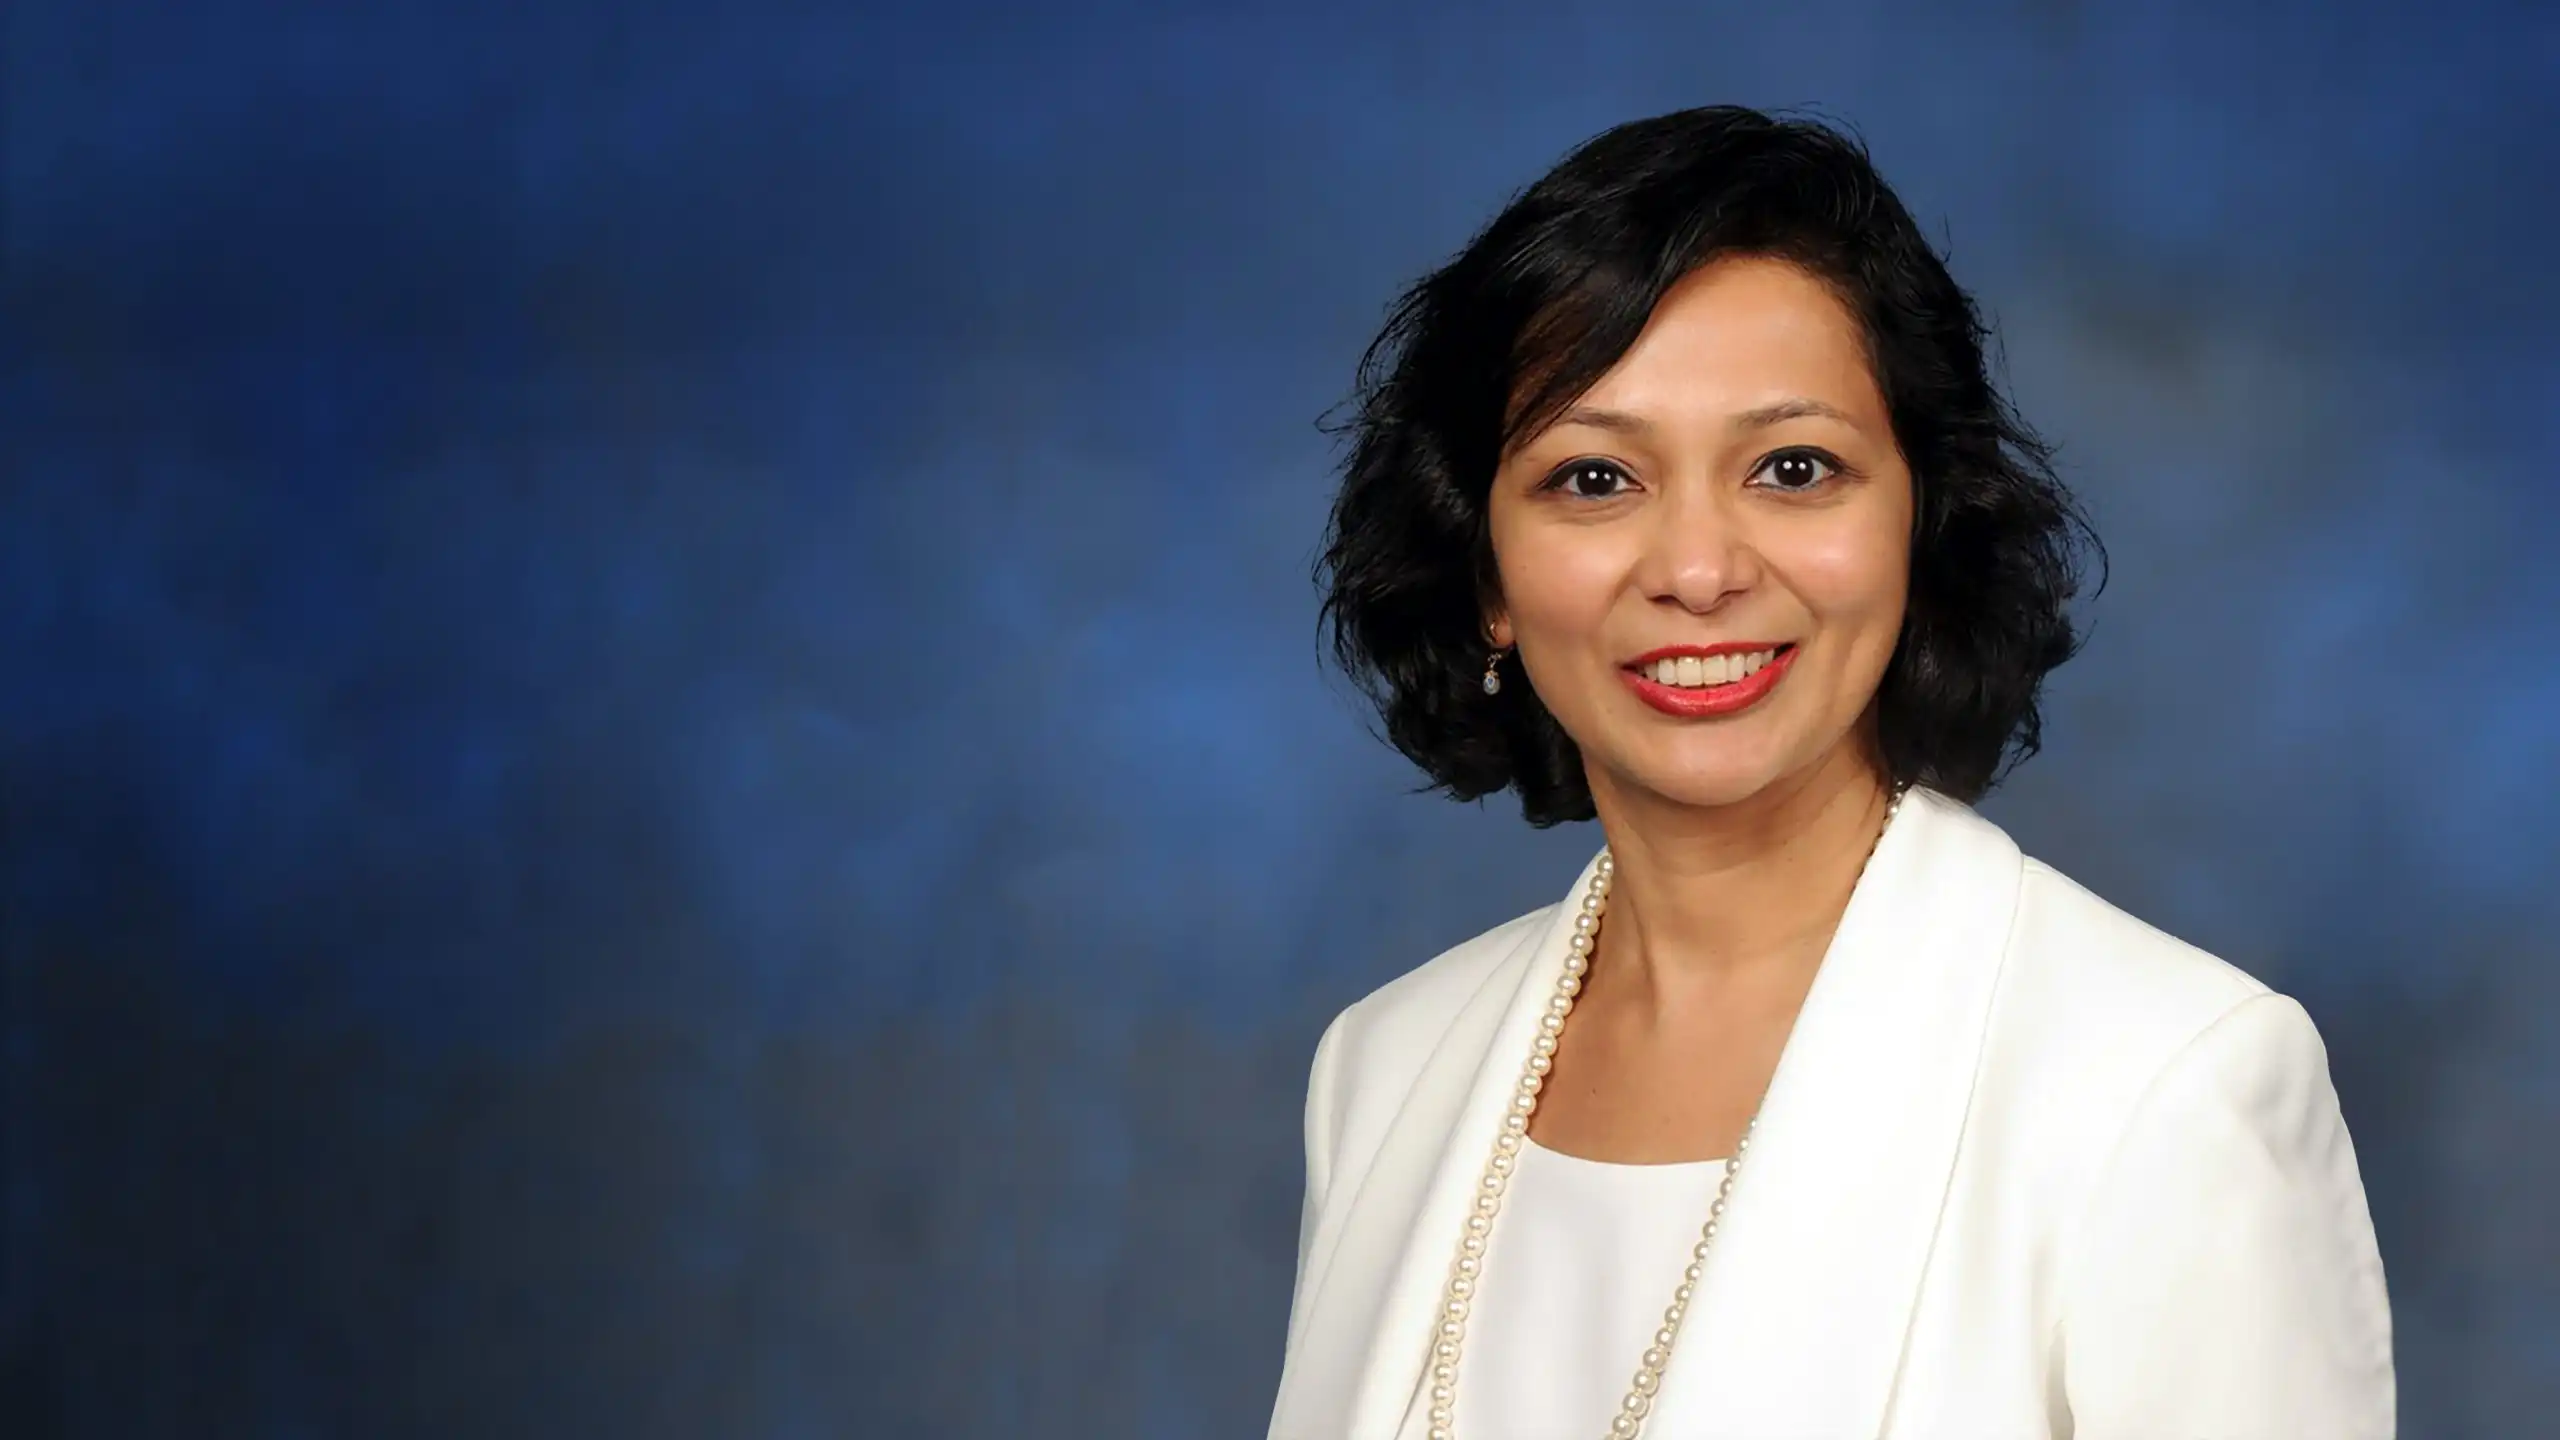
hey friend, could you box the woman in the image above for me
[1270,107,2394,1440]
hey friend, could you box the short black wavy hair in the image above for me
[1316,105,2100,827]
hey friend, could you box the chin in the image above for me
[1658,773,1788,811]
[1610,751,1797,812]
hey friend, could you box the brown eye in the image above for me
[1541,459,1634,498]
[1752,448,1841,492]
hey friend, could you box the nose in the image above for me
[1635,482,1761,615]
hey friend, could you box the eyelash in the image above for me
[1535,447,1850,498]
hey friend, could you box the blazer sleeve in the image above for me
[1283,1007,1350,1354]
[2056,991,2397,1439]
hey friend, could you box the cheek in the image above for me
[1496,526,1621,632]
[1791,525,1910,631]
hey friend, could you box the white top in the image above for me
[1454,1135,1732,1439]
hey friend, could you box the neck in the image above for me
[1584,745,1896,1015]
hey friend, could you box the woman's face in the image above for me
[1485,255,1915,815]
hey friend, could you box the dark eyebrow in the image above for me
[1547,397,1857,438]
[1550,405,1654,436]
[1734,397,1856,430]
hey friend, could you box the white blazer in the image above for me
[1269,787,2395,1439]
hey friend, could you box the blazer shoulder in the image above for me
[1314,901,1555,1119]
[1977,850,2302,1193]
[2008,854,2274,1048]
[1331,903,1552,1051]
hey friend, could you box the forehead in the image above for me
[1571,255,1882,417]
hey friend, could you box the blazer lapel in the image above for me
[1645,786,2025,1435]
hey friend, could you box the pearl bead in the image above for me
[1612,1415,1639,1438]
[1636,1359,1664,1388]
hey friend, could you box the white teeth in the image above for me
[1647,649,1777,688]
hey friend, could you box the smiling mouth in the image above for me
[1627,643,1794,690]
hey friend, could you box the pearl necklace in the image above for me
[1425,785,1908,1440]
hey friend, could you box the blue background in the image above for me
[5,1,2556,1435]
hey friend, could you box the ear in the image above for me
[1483,610,1513,650]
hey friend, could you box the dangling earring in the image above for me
[1481,646,1506,696]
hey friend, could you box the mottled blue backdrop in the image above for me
[5,1,2556,1436]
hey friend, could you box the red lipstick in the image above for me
[1621,642,1797,718]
